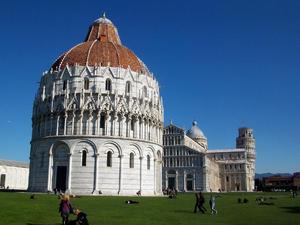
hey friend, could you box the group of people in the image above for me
[194,192,218,215]
[162,187,178,199]
[57,190,219,224]
[59,194,89,225]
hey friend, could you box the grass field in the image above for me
[0,192,299,225]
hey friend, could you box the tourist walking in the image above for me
[59,194,73,225]
[209,195,217,214]
[194,192,206,213]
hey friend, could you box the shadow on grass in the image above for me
[174,209,195,214]
[280,206,300,214]
[26,223,61,225]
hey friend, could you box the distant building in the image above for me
[293,173,300,190]
[262,173,300,191]
[162,122,256,192]
[0,159,29,190]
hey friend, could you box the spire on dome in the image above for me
[85,13,121,44]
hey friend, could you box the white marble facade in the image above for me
[0,160,29,190]
[163,123,256,192]
[28,15,164,195]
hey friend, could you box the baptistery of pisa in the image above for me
[28,14,164,195]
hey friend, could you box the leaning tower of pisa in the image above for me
[236,128,256,191]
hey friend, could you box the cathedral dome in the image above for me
[51,14,148,74]
[186,121,206,139]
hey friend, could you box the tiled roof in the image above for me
[0,159,29,168]
[51,15,148,74]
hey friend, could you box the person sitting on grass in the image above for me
[125,200,139,204]
[68,209,89,225]
[74,209,89,225]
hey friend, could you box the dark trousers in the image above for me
[194,203,205,213]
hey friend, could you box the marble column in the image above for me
[67,153,72,193]
[87,111,93,135]
[175,170,179,191]
[71,112,75,135]
[139,156,143,193]
[63,113,67,135]
[183,170,186,191]
[47,153,53,191]
[127,116,132,138]
[104,113,109,136]
[96,112,100,135]
[79,112,83,135]
[165,170,168,189]
[93,153,99,194]
[112,114,117,136]
[118,154,124,195]
[56,115,60,136]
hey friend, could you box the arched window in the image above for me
[147,155,150,170]
[105,79,112,91]
[125,81,131,94]
[129,153,134,168]
[82,150,87,166]
[84,78,89,90]
[63,80,67,90]
[143,86,147,98]
[107,151,112,167]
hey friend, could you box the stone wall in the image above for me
[0,165,29,190]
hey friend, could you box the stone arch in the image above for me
[70,139,97,194]
[97,140,123,195]
[99,140,122,157]
[145,145,156,159]
[156,150,162,161]
[121,143,141,194]
[70,139,97,155]
[49,140,71,155]
[128,143,142,158]
[50,141,71,192]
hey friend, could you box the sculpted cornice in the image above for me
[33,92,163,123]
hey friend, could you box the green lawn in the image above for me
[0,192,299,225]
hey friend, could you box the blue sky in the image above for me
[0,0,299,173]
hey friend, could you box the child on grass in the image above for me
[59,194,73,225]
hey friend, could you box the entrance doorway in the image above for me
[186,174,193,191]
[168,177,175,189]
[56,166,67,192]
[236,183,240,191]
[0,174,6,188]
[187,180,193,190]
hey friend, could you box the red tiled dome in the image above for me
[51,14,146,73]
